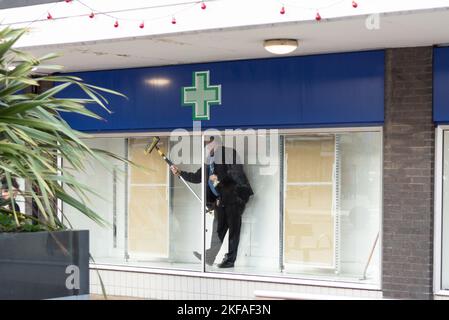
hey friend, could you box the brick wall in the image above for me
[383,47,435,299]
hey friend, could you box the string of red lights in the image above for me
[280,0,358,21]
[42,0,360,28]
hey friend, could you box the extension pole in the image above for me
[361,232,380,280]
[145,137,211,213]
[154,147,203,204]
[178,175,202,203]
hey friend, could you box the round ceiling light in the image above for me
[264,39,298,55]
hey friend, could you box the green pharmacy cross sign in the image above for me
[182,71,222,120]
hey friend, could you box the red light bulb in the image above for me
[89,12,95,19]
[139,22,145,29]
[201,2,206,10]
[316,12,322,21]
[171,17,177,24]
[114,20,119,28]
[352,1,358,8]
[280,6,285,15]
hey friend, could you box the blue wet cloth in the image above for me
[207,157,219,197]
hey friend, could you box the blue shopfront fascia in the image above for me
[61,50,385,132]
[434,47,449,124]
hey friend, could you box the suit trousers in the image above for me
[205,202,245,264]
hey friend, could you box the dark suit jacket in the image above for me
[180,146,253,208]
[1,200,20,213]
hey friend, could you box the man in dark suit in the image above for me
[170,137,253,268]
[1,177,21,213]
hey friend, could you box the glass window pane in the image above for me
[63,138,127,264]
[168,135,202,268]
[128,138,169,259]
[442,131,449,289]
[203,132,281,275]
[284,136,335,268]
[283,132,381,284]
[127,135,202,270]
[64,135,203,271]
[339,132,381,283]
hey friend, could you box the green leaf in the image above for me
[0,27,132,234]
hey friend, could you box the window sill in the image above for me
[434,290,449,297]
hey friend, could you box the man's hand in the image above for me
[209,174,218,182]
[170,165,181,176]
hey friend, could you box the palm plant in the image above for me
[0,27,127,232]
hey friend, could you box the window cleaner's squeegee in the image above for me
[144,136,204,205]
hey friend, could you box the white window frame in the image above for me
[68,126,383,291]
[434,126,449,296]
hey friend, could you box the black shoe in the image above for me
[193,251,214,266]
[193,251,201,261]
[217,260,234,268]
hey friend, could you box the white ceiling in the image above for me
[20,8,449,73]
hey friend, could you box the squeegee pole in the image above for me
[156,147,203,204]
[179,175,202,203]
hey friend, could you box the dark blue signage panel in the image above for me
[434,47,449,123]
[62,50,385,132]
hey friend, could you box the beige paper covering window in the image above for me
[284,137,335,267]
[128,137,169,257]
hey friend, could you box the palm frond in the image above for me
[0,27,129,233]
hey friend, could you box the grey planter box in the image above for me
[0,230,89,300]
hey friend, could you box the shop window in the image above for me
[64,130,381,284]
